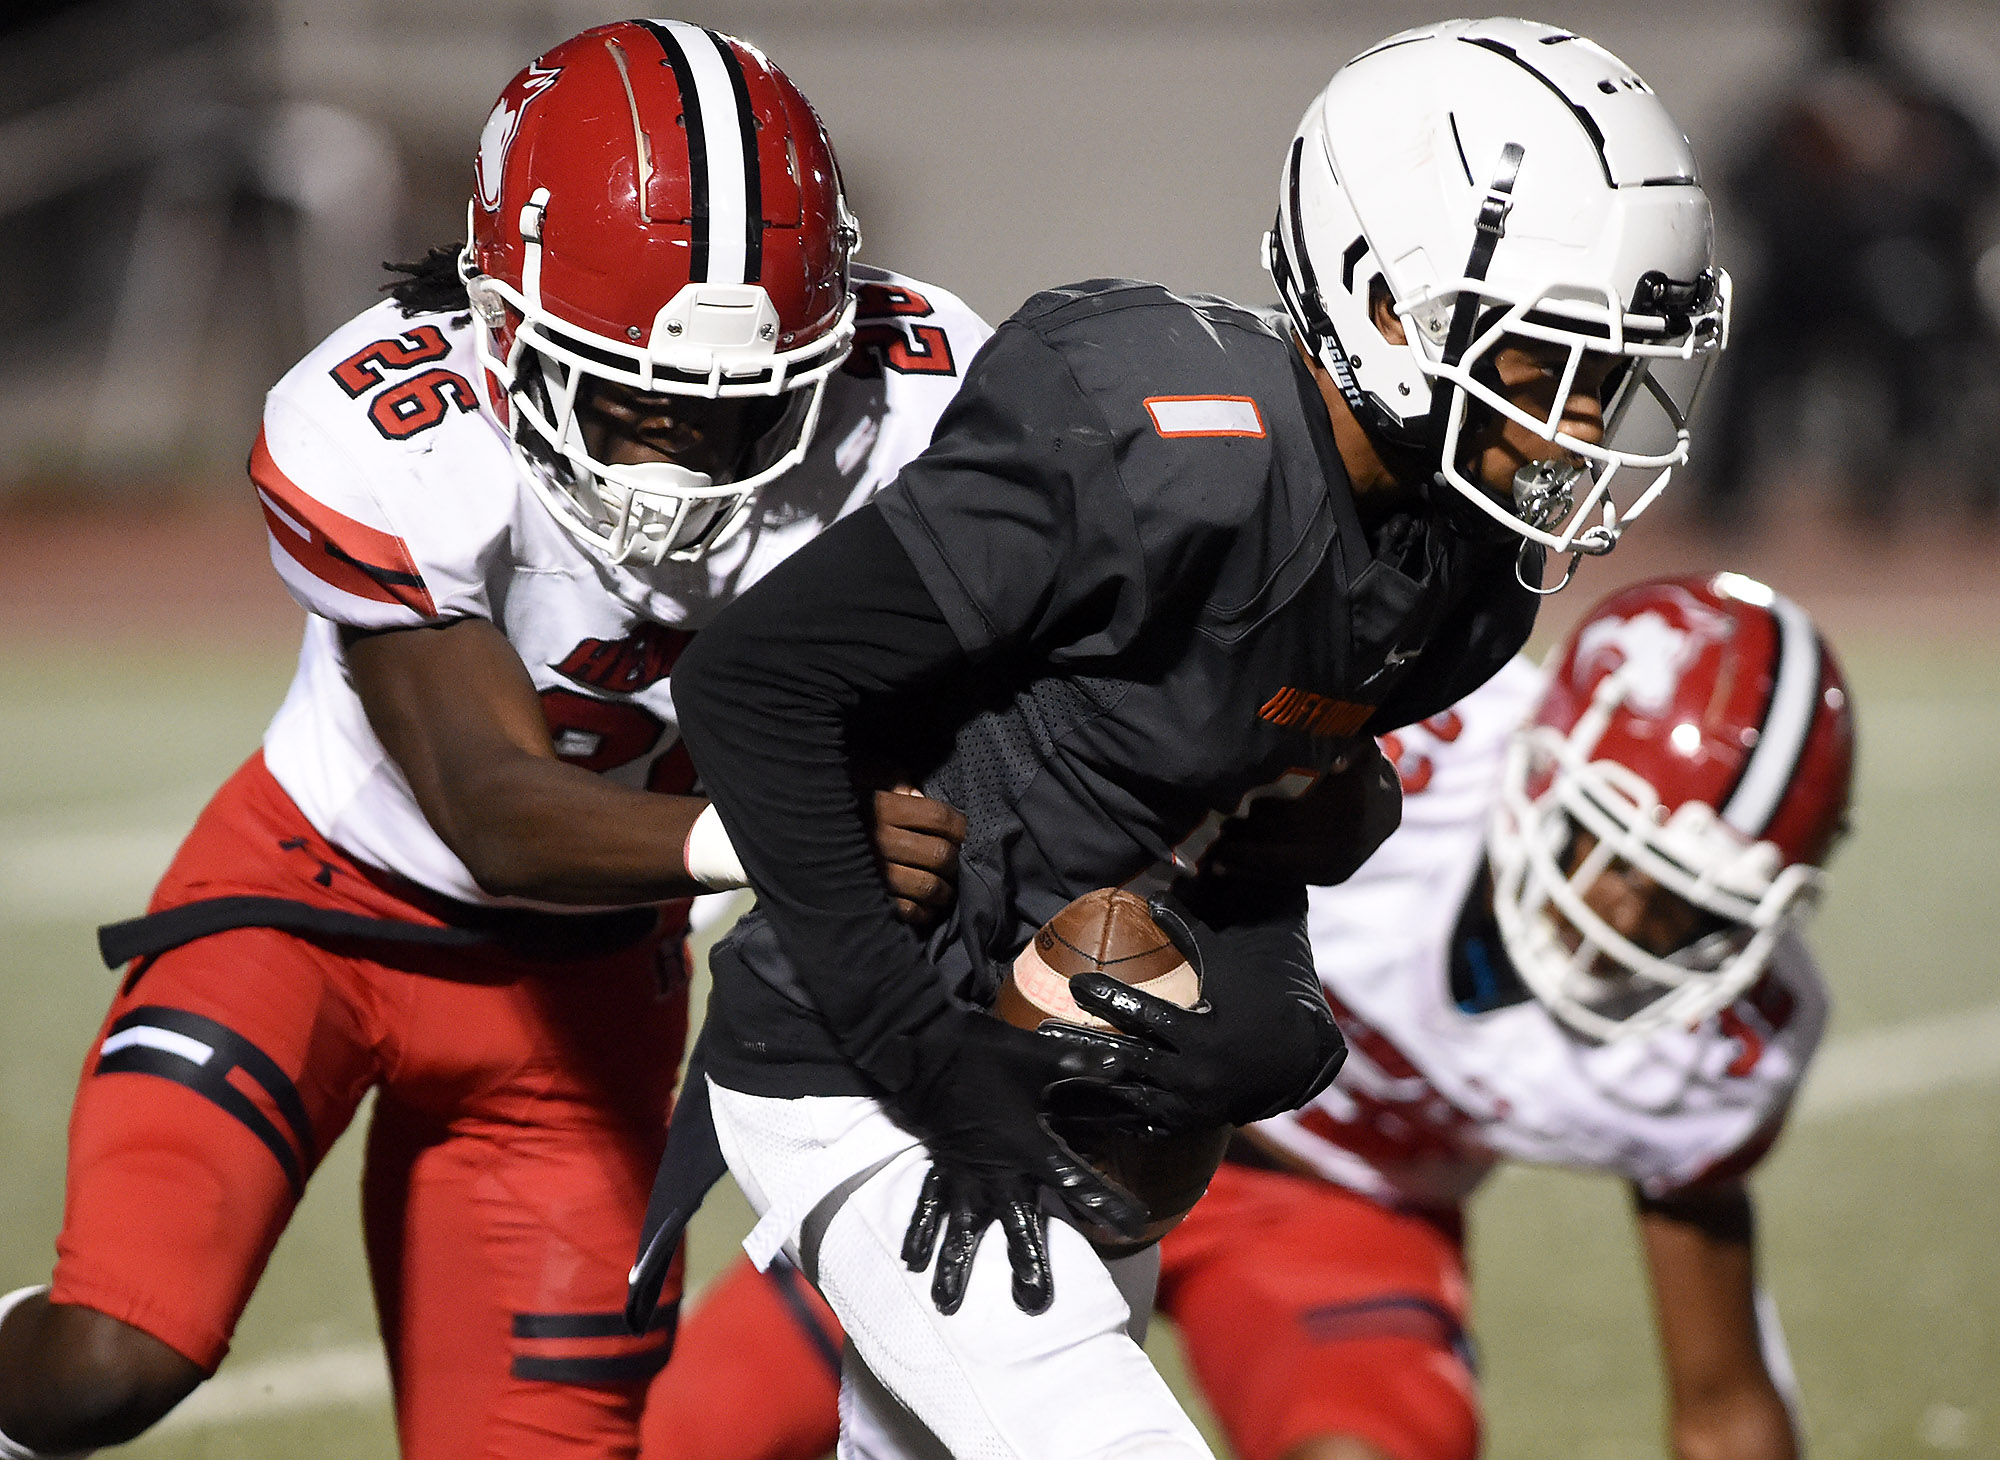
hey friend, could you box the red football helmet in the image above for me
[459,21,859,564]
[1488,573,1855,1041]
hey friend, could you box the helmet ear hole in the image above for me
[1367,276,1406,346]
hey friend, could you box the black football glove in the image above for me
[881,1010,1155,1316]
[900,1164,1052,1316]
[1054,888,1346,1129]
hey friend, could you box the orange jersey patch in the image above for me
[1143,395,1266,438]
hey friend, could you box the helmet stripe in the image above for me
[707,29,765,283]
[1721,595,1821,839]
[647,21,753,286]
[1278,136,1353,396]
[642,21,711,281]
[1461,36,1615,187]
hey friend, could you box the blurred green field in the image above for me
[1,635,1994,1459]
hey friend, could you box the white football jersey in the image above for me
[1251,657,1828,1206]
[256,264,989,907]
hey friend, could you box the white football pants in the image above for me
[707,1080,1216,1460]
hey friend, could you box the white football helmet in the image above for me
[1266,18,1730,575]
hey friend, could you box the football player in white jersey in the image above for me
[0,22,988,1460]
[648,572,1848,1460]
[1156,572,1851,1460]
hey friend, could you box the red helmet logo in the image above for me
[1567,597,1730,718]
[1535,573,1854,868]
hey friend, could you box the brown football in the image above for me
[995,888,1230,1256]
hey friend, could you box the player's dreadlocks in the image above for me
[385,245,470,318]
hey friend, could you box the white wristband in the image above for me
[682,803,749,892]
[0,1285,43,1329]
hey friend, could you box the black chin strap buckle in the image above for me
[1440,141,1526,372]
[1472,170,1519,239]
[1430,141,1529,455]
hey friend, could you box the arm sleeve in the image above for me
[671,504,977,1088]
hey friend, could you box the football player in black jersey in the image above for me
[637,19,1729,1460]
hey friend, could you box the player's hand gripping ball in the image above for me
[994,888,1232,1256]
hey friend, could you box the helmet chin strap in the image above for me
[1431,139,1571,590]
[1426,141,1524,442]
[518,188,551,311]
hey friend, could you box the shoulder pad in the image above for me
[255,302,514,629]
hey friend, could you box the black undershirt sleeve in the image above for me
[671,503,974,1091]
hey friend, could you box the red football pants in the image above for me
[52,753,689,1459]
[1156,1163,1479,1460]
[639,1255,842,1460]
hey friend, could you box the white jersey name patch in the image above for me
[1144,395,1266,438]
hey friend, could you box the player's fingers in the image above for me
[902,1166,950,1270]
[1046,1075,1196,1132]
[1297,1002,1349,1103]
[1140,893,1214,978]
[880,862,953,910]
[930,1190,988,1316]
[1069,973,1188,1048]
[1037,1135,1148,1240]
[1055,1172,1148,1241]
[872,789,969,844]
[888,876,948,920]
[1032,1024,1159,1084]
[998,1191,1054,1315]
[871,823,964,881]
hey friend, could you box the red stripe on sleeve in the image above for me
[250,428,438,618]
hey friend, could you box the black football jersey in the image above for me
[694,280,1537,1096]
